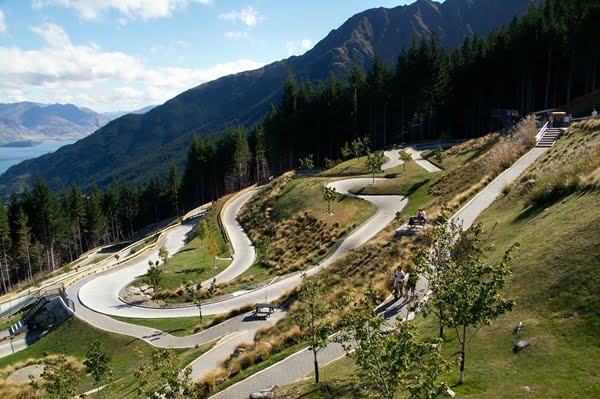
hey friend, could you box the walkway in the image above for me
[406,147,442,173]
[382,149,404,170]
[451,147,548,229]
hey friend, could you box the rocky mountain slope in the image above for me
[0,0,535,194]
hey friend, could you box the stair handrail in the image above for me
[535,121,549,143]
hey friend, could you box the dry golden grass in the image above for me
[194,367,227,396]
[239,174,374,277]
[428,117,537,217]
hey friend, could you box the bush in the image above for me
[501,183,514,196]
[526,171,580,207]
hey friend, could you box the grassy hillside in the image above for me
[239,172,376,277]
[273,121,600,398]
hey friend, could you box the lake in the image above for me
[0,140,76,175]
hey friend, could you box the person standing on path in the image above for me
[593,109,598,119]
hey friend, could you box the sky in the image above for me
[0,0,415,113]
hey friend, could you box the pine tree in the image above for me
[0,203,13,293]
[104,181,123,243]
[32,175,61,271]
[67,183,86,256]
[15,209,34,282]
[254,125,270,183]
[167,162,182,216]
[86,184,108,248]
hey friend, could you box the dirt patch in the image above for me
[6,364,44,384]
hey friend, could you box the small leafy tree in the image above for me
[134,348,195,399]
[208,234,219,267]
[351,138,363,162]
[399,149,412,172]
[298,154,315,170]
[416,216,459,339]
[31,355,79,399]
[321,184,337,215]
[197,220,209,244]
[158,246,169,269]
[84,340,113,398]
[197,220,209,260]
[433,225,518,384]
[337,286,451,399]
[434,147,446,166]
[341,142,352,160]
[147,264,162,297]
[292,274,344,387]
[365,150,385,183]
[186,282,204,320]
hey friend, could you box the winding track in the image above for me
[60,149,409,379]
[209,143,553,398]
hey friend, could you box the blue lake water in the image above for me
[0,140,76,175]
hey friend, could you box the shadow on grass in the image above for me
[175,267,205,274]
[405,178,430,197]
[515,190,586,223]
[175,248,197,255]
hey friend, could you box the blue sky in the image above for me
[0,0,415,112]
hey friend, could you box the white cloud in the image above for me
[285,39,314,55]
[219,6,264,27]
[0,23,265,111]
[30,22,71,47]
[0,10,7,32]
[224,31,248,40]
[32,0,213,21]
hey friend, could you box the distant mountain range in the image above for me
[0,0,536,194]
[0,102,109,146]
[102,105,157,121]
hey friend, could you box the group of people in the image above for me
[393,266,418,301]
[548,113,573,128]
[408,208,427,227]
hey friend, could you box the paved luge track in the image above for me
[58,151,407,366]
[10,143,547,394]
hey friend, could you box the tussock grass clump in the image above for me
[194,367,227,396]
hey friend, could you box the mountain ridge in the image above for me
[0,0,535,195]
[0,101,109,145]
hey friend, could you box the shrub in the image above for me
[501,183,514,196]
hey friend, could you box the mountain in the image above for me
[0,0,535,194]
[0,102,109,146]
[102,105,157,121]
